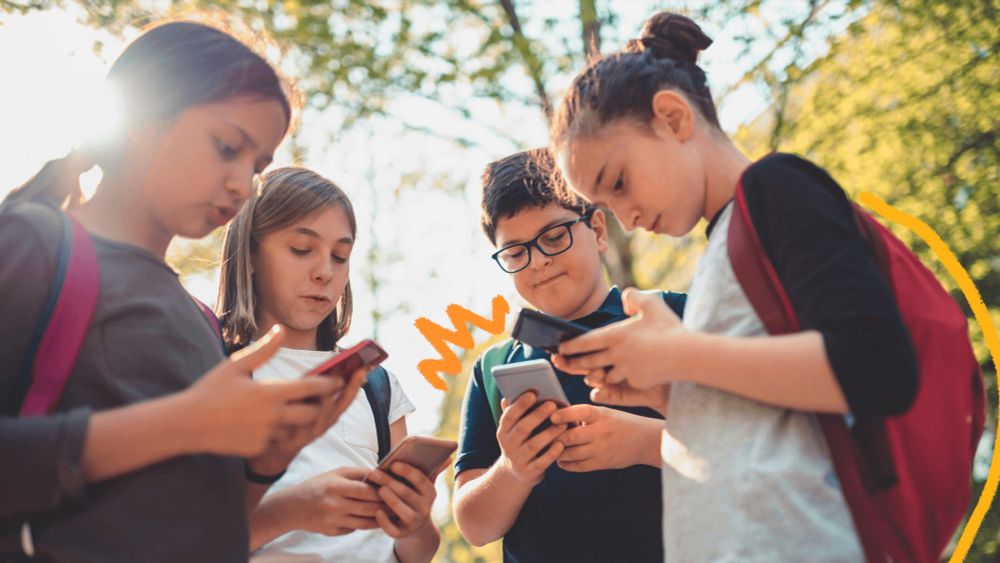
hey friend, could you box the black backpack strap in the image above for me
[362,366,392,461]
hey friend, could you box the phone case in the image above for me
[511,309,589,351]
[308,339,387,378]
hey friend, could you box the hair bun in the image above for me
[627,12,712,66]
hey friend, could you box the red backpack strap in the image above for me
[19,213,100,416]
[726,182,890,563]
[193,298,228,356]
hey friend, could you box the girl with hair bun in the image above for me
[0,20,360,562]
[550,11,921,561]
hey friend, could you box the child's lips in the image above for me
[211,206,237,226]
[535,273,565,288]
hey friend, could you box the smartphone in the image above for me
[511,308,589,353]
[491,359,575,434]
[366,436,457,485]
[308,339,388,379]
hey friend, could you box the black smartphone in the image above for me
[511,309,589,353]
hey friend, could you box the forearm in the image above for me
[394,519,440,563]
[453,462,532,546]
[674,330,848,413]
[81,391,203,482]
[248,488,301,551]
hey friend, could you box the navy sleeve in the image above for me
[740,154,918,416]
[455,358,502,475]
[661,291,686,318]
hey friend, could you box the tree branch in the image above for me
[498,0,552,123]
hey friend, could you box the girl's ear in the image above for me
[590,208,609,254]
[650,90,696,142]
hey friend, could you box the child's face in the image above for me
[558,120,707,238]
[494,204,609,321]
[252,205,354,346]
[138,97,288,239]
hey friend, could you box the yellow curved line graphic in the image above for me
[858,192,999,561]
[414,295,510,391]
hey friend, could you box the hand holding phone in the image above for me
[365,436,456,485]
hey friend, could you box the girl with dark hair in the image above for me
[0,20,360,562]
[218,167,441,563]
[549,12,918,561]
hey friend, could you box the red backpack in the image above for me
[727,163,985,563]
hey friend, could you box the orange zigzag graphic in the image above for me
[414,295,510,391]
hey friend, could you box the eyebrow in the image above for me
[499,216,578,247]
[294,227,354,245]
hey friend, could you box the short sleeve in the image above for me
[454,358,502,475]
[741,154,918,416]
[385,369,416,425]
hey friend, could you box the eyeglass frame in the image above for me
[490,210,595,274]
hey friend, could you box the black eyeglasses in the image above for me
[491,212,594,274]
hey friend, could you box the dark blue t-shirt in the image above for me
[456,287,686,563]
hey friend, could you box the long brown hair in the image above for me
[217,167,357,351]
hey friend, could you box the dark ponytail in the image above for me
[552,12,718,150]
[3,20,295,211]
[3,149,96,209]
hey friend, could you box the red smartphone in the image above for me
[308,339,388,379]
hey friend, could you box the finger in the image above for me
[591,385,628,406]
[378,484,418,523]
[558,443,593,462]
[556,322,619,357]
[229,324,286,371]
[499,392,536,434]
[557,459,594,473]
[583,367,609,388]
[524,423,568,456]
[312,391,339,437]
[337,514,380,531]
[621,287,664,315]
[550,354,587,376]
[279,403,322,425]
[549,404,598,426]
[560,350,615,373]
[390,463,435,497]
[500,397,509,410]
[511,401,558,443]
[344,499,381,518]
[341,479,382,502]
[528,440,564,473]
[375,508,404,539]
[558,424,594,448]
[604,366,627,386]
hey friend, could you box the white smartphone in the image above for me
[491,359,571,408]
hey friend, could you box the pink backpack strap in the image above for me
[19,214,100,416]
[193,298,227,356]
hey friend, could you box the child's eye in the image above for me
[290,247,310,256]
[544,232,567,245]
[332,255,348,264]
[215,138,240,159]
[613,173,625,192]
[506,249,526,260]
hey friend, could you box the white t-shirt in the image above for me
[250,347,416,563]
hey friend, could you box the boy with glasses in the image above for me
[452,149,685,562]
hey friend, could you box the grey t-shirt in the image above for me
[0,202,247,562]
